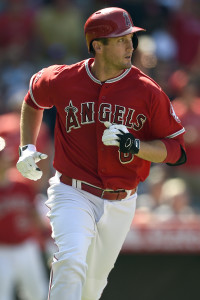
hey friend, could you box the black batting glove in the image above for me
[117,130,140,154]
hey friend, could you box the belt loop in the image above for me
[76,180,82,189]
[72,179,77,188]
[125,190,131,199]
[72,179,82,189]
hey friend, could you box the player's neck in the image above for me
[90,60,124,83]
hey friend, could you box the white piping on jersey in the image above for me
[29,74,51,109]
[85,59,131,84]
[166,128,185,139]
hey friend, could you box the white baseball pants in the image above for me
[46,172,137,300]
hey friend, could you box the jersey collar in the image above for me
[84,58,131,85]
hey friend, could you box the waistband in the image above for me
[59,174,137,201]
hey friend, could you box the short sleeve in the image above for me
[25,66,55,109]
[150,90,185,140]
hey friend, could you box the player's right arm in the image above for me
[17,102,48,181]
[20,101,44,146]
[16,66,55,181]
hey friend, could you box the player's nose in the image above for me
[126,39,134,51]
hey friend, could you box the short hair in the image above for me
[89,34,138,55]
[90,38,109,55]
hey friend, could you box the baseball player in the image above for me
[16,7,186,300]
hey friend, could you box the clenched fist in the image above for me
[102,122,129,146]
[102,122,140,154]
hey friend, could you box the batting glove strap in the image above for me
[117,131,140,154]
[19,144,36,157]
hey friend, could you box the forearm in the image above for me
[20,101,44,146]
[136,140,167,163]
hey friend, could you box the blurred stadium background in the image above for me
[0,0,200,299]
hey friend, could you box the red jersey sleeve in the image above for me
[150,89,185,164]
[24,65,64,109]
[150,89,185,138]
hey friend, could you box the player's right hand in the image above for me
[16,144,48,181]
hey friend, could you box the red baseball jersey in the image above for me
[0,179,37,244]
[24,58,185,190]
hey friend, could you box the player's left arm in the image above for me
[102,122,186,165]
[136,139,167,163]
[137,137,186,165]
[120,88,186,165]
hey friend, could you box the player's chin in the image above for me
[123,57,132,68]
[123,62,132,70]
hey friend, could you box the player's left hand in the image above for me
[102,122,140,154]
[102,122,129,146]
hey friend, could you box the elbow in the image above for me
[166,146,187,166]
[161,138,187,166]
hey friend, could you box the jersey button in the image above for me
[102,96,106,99]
